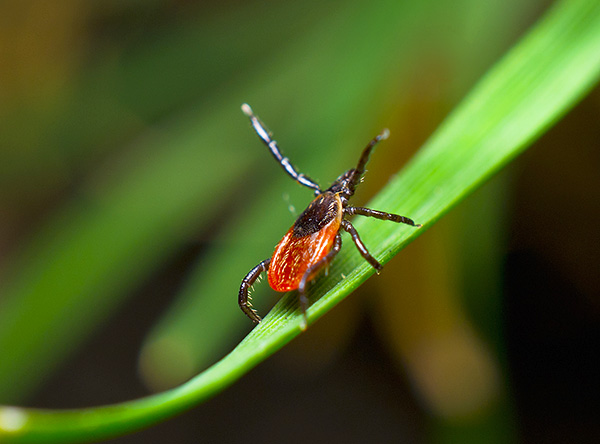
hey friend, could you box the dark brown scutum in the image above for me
[292,192,339,238]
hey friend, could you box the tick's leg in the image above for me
[346,206,422,228]
[341,219,383,271]
[241,104,322,194]
[298,233,342,330]
[239,258,271,324]
[353,129,390,181]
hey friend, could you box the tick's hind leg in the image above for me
[341,219,383,272]
[346,206,422,228]
[297,233,342,330]
[239,258,271,324]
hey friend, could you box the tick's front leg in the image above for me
[239,258,271,323]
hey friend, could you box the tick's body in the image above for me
[239,104,420,329]
[269,192,343,292]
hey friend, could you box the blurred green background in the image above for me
[0,0,598,443]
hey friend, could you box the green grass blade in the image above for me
[1,0,599,442]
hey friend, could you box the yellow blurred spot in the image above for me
[408,325,500,419]
[0,407,27,432]
[0,0,89,108]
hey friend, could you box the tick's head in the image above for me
[326,168,359,202]
[324,128,389,203]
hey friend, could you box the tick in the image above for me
[238,104,421,329]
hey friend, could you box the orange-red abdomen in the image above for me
[268,192,342,292]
